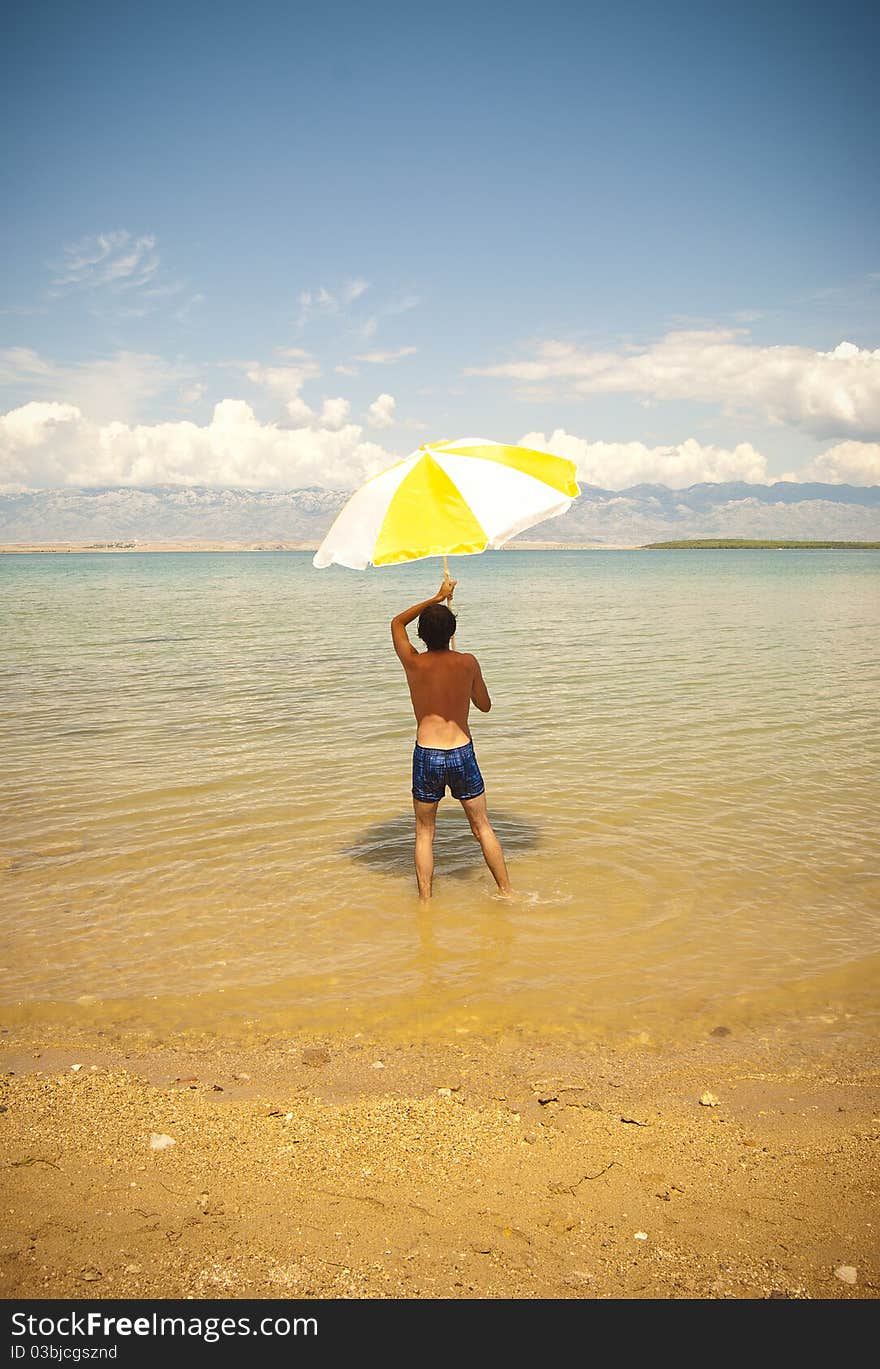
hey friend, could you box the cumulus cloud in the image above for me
[0,400,395,492]
[520,429,771,488]
[319,397,351,429]
[365,394,396,428]
[474,331,880,440]
[283,395,351,429]
[799,440,880,485]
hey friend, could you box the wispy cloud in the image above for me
[343,278,370,302]
[295,278,371,330]
[43,229,203,324]
[354,346,417,365]
[0,346,193,423]
[49,231,159,295]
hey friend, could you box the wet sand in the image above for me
[1,1019,877,1300]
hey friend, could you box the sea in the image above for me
[2,549,878,1045]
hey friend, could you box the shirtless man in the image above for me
[391,574,511,901]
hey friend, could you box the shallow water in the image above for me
[2,549,878,1043]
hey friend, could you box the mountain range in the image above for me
[1,481,879,546]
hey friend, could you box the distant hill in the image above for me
[1,481,879,546]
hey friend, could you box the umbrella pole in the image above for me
[443,555,456,650]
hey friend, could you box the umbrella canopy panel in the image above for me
[313,439,580,570]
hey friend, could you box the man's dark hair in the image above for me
[417,602,457,650]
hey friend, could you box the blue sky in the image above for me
[1,0,878,490]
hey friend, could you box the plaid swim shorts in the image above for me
[412,739,485,804]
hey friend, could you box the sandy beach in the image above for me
[1,1018,877,1301]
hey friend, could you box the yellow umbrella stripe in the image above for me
[427,441,579,497]
[373,455,488,565]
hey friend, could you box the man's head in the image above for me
[417,602,457,651]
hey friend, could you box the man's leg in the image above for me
[460,793,512,894]
[413,798,438,900]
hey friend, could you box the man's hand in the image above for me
[436,574,457,603]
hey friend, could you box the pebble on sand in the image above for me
[834,1265,858,1285]
[699,1091,720,1107]
[149,1132,176,1151]
[634,1232,649,1241]
[302,1047,330,1067]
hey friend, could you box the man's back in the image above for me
[404,649,490,748]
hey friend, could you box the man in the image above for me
[391,573,512,901]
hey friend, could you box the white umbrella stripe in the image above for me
[429,450,573,547]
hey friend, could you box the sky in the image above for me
[1,0,878,492]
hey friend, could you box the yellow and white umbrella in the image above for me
[312,437,580,570]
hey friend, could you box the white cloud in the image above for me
[799,440,880,485]
[319,397,351,429]
[355,346,417,365]
[4,401,876,497]
[0,399,395,492]
[365,394,396,428]
[0,347,189,423]
[519,429,771,488]
[245,353,321,403]
[284,396,315,425]
[474,331,880,439]
[179,383,206,406]
[283,395,351,430]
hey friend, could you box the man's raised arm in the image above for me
[391,575,457,663]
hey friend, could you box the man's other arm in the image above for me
[470,656,491,712]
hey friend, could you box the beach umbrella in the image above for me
[312,438,580,582]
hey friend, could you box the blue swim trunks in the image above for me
[412,739,485,804]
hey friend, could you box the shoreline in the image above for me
[2,1016,877,1299]
[4,539,880,555]
[0,540,639,553]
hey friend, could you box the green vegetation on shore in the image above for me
[642,539,880,550]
